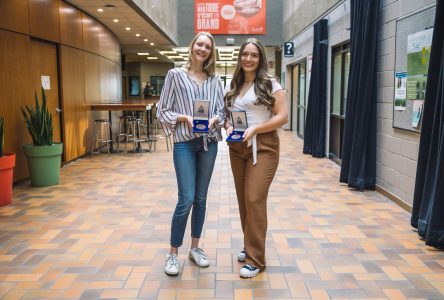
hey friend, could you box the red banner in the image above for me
[194,0,266,35]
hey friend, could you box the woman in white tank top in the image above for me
[224,38,288,278]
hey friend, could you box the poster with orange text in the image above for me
[195,0,266,35]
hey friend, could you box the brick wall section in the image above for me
[376,0,435,206]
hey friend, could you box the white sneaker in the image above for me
[240,264,260,278]
[188,248,210,267]
[237,250,246,262]
[164,254,179,276]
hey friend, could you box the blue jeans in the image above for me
[170,137,218,247]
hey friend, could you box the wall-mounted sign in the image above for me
[394,72,407,111]
[41,75,51,90]
[194,0,266,35]
[406,28,432,102]
[284,42,294,57]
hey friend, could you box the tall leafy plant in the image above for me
[21,87,53,146]
[0,116,4,157]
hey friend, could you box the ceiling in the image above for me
[64,0,239,65]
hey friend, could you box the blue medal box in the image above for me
[226,110,248,142]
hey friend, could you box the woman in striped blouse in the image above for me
[157,32,225,276]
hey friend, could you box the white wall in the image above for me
[282,1,350,140]
[140,61,174,94]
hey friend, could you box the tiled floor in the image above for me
[1,131,443,300]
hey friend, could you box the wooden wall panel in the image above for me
[60,1,83,49]
[109,63,118,101]
[28,0,60,43]
[82,13,100,55]
[1,2,124,175]
[115,64,122,100]
[0,0,29,34]
[99,29,114,61]
[29,40,61,144]
[114,36,122,64]
[60,45,87,161]
[84,52,101,104]
[100,57,111,102]
[0,30,32,181]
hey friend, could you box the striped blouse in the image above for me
[157,67,225,143]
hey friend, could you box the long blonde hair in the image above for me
[185,32,217,76]
[225,38,275,110]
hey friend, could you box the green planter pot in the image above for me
[23,143,63,187]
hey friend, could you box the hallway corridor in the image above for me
[0,131,443,299]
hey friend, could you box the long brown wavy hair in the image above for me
[225,38,275,110]
[185,32,217,76]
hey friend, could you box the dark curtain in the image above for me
[303,19,328,157]
[411,1,444,249]
[339,0,380,190]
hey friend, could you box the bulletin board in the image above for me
[393,6,435,132]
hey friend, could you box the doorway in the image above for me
[29,39,62,144]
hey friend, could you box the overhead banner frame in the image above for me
[194,0,266,35]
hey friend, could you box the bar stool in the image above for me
[91,119,112,156]
[126,118,150,155]
[115,115,134,153]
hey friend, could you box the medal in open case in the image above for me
[192,99,210,132]
[226,110,248,142]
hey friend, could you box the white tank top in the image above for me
[231,77,283,126]
[228,77,283,165]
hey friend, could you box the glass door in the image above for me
[297,63,306,137]
[291,65,299,132]
[291,61,307,137]
[329,43,350,163]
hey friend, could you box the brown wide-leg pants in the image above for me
[228,130,280,270]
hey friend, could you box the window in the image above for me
[129,76,140,96]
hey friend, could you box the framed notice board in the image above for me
[393,6,435,132]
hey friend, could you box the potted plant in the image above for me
[21,87,63,187]
[0,116,16,206]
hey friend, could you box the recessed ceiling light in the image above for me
[159,51,177,55]
[137,53,150,55]
[173,47,189,53]
[147,57,158,60]
[97,8,103,12]
[136,34,140,37]
[113,19,119,23]
[144,39,148,42]
[125,27,131,31]
[105,4,115,8]
[150,42,155,46]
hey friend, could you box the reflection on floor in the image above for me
[1,130,443,299]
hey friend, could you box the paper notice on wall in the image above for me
[394,72,407,111]
[406,28,432,101]
[41,76,51,90]
[411,100,423,128]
